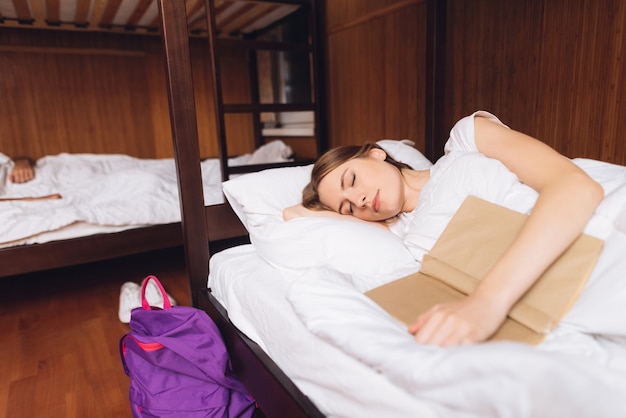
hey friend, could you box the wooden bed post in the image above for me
[204,0,230,182]
[425,0,447,162]
[157,0,209,307]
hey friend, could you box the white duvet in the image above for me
[0,154,224,246]
[289,270,626,417]
[210,154,626,417]
[210,243,626,418]
[0,140,293,247]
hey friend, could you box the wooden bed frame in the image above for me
[0,223,184,278]
[157,0,446,416]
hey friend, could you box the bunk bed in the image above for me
[159,1,626,417]
[152,0,331,415]
[0,0,324,279]
[157,0,445,416]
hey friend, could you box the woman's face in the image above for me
[317,149,405,222]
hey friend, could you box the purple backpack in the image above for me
[120,275,256,418]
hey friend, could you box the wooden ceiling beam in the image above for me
[45,0,61,24]
[126,0,153,27]
[12,0,34,23]
[75,0,92,27]
[99,0,123,28]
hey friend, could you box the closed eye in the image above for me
[339,170,356,215]
[339,200,352,215]
[346,173,356,214]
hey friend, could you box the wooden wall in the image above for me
[4,0,624,166]
[324,0,428,152]
[0,28,255,161]
[443,0,626,165]
[324,0,626,166]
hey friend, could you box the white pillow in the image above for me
[221,140,428,290]
[250,217,420,292]
[222,140,431,229]
[377,139,433,170]
[222,164,312,230]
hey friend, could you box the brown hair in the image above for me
[302,143,411,210]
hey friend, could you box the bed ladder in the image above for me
[205,0,327,180]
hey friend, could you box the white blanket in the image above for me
[210,244,626,417]
[0,154,224,245]
[0,140,293,246]
[288,270,626,417]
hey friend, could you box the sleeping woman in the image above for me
[284,111,626,347]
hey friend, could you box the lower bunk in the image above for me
[202,242,626,417]
[0,140,294,278]
[196,152,626,417]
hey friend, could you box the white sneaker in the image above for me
[118,281,177,323]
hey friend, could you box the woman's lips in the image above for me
[372,191,380,212]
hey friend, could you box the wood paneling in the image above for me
[325,0,625,166]
[219,47,257,157]
[444,0,626,165]
[0,28,258,161]
[6,1,624,165]
[326,0,425,33]
[325,0,427,152]
[0,29,170,159]
[0,47,161,158]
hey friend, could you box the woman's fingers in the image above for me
[10,159,35,183]
[408,297,504,347]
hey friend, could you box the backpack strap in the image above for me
[119,333,132,377]
[141,275,173,310]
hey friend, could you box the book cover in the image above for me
[366,196,604,344]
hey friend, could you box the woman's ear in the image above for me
[367,148,387,160]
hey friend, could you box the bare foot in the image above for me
[10,157,35,184]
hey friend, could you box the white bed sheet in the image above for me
[209,244,626,418]
[209,245,440,418]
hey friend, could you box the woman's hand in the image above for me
[283,204,318,220]
[408,294,508,347]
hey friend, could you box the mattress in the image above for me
[208,243,626,418]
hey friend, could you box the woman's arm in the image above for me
[409,115,604,347]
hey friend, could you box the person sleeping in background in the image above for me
[1,156,61,201]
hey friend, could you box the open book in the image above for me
[366,196,604,345]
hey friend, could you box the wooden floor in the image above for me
[0,246,191,418]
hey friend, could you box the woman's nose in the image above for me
[347,188,367,208]
[353,193,367,208]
